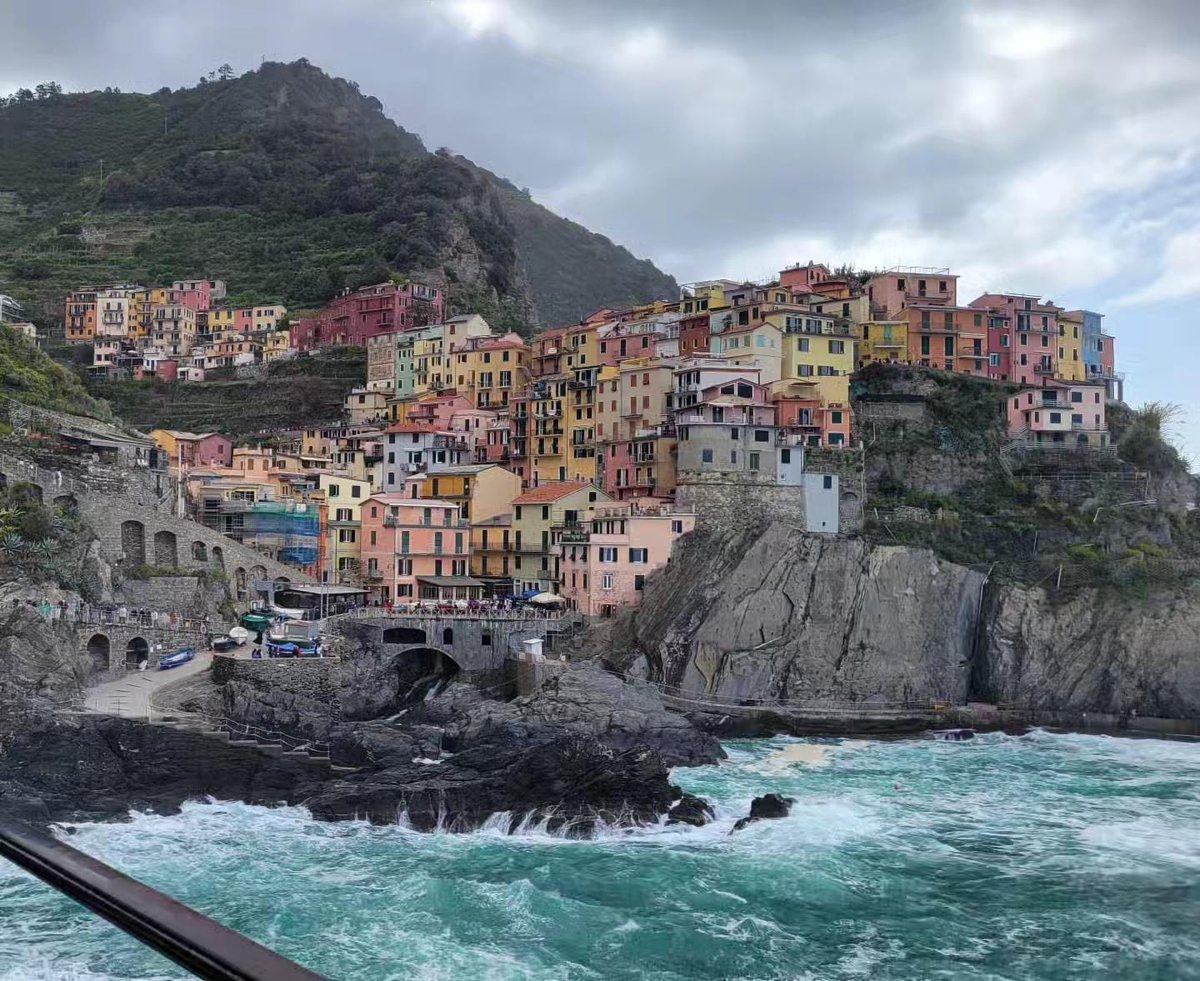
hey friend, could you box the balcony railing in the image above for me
[1034,364,1055,374]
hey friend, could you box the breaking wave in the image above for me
[1,730,1198,979]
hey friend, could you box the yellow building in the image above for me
[450,333,530,409]
[857,320,909,369]
[511,481,611,595]
[1057,310,1087,382]
[253,304,287,332]
[317,473,372,584]
[262,328,292,363]
[773,313,854,404]
[529,377,570,485]
[420,463,522,523]
[413,328,447,395]
[208,308,237,333]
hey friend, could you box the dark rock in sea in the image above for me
[666,792,714,827]
[730,793,795,833]
[446,663,726,767]
[0,716,328,826]
[307,730,681,835]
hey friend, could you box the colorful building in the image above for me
[510,481,611,596]
[360,495,476,602]
[1006,380,1108,446]
[559,501,695,617]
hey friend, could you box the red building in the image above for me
[678,314,711,356]
[316,281,446,348]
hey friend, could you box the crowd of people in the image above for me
[14,597,217,633]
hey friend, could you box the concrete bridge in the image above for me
[0,454,310,601]
[327,610,583,679]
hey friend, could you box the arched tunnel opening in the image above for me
[393,647,461,705]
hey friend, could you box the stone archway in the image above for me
[249,565,267,592]
[53,493,78,512]
[382,626,426,645]
[212,545,224,567]
[86,633,110,673]
[153,530,178,568]
[124,636,150,669]
[441,626,454,646]
[121,520,146,565]
[391,646,461,703]
[235,567,247,601]
[191,541,208,562]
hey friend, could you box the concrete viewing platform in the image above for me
[83,649,215,720]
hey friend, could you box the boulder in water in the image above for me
[730,793,794,833]
[666,792,714,827]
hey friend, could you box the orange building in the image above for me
[359,494,479,603]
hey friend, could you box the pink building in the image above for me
[317,281,446,348]
[559,501,695,617]
[171,280,221,313]
[360,494,476,603]
[406,392,474,430]
[1006,380,1108,447]
[971,293,1062,387]
[866,266,959,318]
[236,307,254,333]
[290,318,321,351]
[778,261,831,292]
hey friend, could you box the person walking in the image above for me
[117,605,128,625]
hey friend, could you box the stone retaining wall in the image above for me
[212,654,342,701]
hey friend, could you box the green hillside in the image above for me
[0,324,111,425]
[0,61,677,330]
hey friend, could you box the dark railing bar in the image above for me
[0,819,327,980]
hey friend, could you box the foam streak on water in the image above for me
[2,730,1199,980]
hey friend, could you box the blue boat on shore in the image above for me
[158,648,195,670]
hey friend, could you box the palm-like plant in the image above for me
[0,532,27,559]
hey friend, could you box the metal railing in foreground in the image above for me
[0,818,326,980]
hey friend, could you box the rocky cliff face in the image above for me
[976,584,1200,716]
[609,524,983,705]
[604,522,1200,719]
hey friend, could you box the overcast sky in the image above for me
[4,0,1200,459]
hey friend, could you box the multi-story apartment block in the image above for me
[360,495,475,603]
[1006,380,1108,447]
[150,304,199,356]
[510,481,611,595]
[559,501,695,617]
[970,292,1063,387]
[419,463,522,523]
[314,281,445,348]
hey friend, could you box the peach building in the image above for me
[360,494,477,603]
[559,501,695,617]
[1006,380,1108,447]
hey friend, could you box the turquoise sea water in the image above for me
[2,730,1199,980]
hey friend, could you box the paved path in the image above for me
[84,649,215,720]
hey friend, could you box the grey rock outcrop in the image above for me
[446,662,724,766]
[976,583,1200,715]
[0,603,91,747]
[609,524,983,706]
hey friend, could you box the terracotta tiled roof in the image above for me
[511,481,592,505]
[386,423,438,434]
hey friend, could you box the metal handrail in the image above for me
[0,819,326,980]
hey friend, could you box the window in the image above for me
[1000,335,1009,348]
[749,452,760,471]
[920,336,930,356]
[823,475,833,489]
[338,529,356,544]
[635,574,646,592]
[829,340,844,354]
[921,311,931,329]
[1050,412,1062,424]
[1020,334,1028,346]
[817,366,835,376]
[351,485,361,498]
[601,573,614,590]
[672,519,684,533]
[731,427,740,440]
[780,449,791,464]
[1072,414,1083,425]
[599,547,618,563]
[701,448,713,463]
[831,411,843,425]
[797,364,813,377]
[629,548,648,563]
[1071,391,1083,403]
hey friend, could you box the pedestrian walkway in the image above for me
[83,648,215,720]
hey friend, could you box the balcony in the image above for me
[1034,364,1055,374]
[559,526,590,544]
